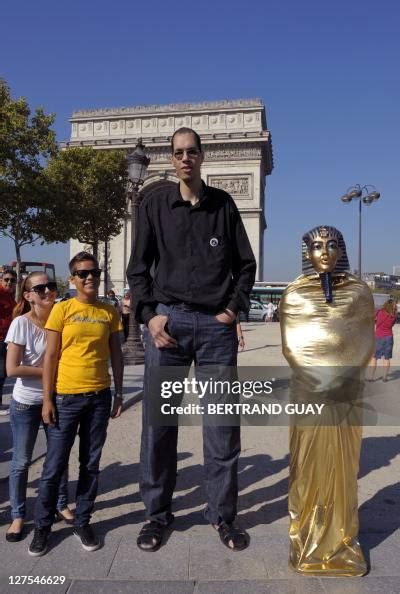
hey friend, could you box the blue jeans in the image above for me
[35,389,111,529]
[374,335,394,359]
[9,398,69,520]
[140,303,240,526]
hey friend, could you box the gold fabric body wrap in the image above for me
[280,273,374,576]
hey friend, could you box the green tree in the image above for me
[42,147,128,259]
[55,275,70,297]
[0,79,58,292]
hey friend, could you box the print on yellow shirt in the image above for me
[45,298,122,394]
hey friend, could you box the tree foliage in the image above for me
[42,147,129,258]
[0,79,58,280]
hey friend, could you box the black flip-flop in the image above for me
[214,522,249,551]
[137,521,168,552]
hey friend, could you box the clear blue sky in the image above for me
[1,0,399,280]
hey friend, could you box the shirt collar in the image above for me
[171,181,210,208]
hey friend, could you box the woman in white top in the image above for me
[5,272,73,542]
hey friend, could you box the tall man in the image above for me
[127,127,256,551]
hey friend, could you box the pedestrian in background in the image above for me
[120,290,131,342]
[1,269,17,298]
[0,268,16,415]
[107,289,119,308]
[265,300,274,322]
[369,297,397,382]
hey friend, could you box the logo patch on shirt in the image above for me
[70,315,109,324]
[209,237,219,247]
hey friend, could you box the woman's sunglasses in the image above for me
[71,268,102,279]
[28,282,58,294]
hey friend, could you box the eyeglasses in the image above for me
[28,282,58,294]
[173,148,201,160]
[71,268,102,279]
[3,277,16,284]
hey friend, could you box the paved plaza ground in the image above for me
[1,323,400,593]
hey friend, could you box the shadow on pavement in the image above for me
[358,435,400,569]
[359,481,400,570]
[3,433,400,551]
[241,344,280,353]
[359,434,400,479]
[170,453,289,531]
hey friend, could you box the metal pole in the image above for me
[122,184,145,365]
[358,198,362,278]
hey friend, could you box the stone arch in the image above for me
[68,100,273,286]
[141,171,178,199]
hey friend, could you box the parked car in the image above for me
[239,300,269,322]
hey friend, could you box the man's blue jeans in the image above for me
[140,303,240,526]
[9,398,69,520]
[35,389,111,529]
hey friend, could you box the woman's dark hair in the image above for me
[69,251,98,273]
[13,272,44,318]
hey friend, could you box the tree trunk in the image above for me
[92,241,98,260]
[104,239,108,295]
[14,240,22,301]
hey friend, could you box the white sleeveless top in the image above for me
[5,316,46,405]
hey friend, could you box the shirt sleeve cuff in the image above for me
[226,301,238,316]
[141,307,157,326]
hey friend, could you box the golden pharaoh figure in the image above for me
[280,225,374,577]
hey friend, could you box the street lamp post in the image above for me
[122,138,150,365]
[340,184,381,278]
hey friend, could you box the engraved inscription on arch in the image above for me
[207,175,253,200]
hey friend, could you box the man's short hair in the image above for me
[3,268,17,279]
[171,127,202,153]
[69,251,98,273]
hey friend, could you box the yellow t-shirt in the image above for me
[45,298,122,394]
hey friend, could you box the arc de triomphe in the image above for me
[65,98,273,293]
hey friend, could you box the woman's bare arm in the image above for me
[6,342,42,378]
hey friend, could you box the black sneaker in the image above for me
[73,525,100,551]
[28,528,50,557]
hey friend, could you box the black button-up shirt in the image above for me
[127,182,256,324]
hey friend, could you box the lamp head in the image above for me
[340,194,352,203]
[127,138,150,186]
[348,188,363,199]
[363,191,381,205]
